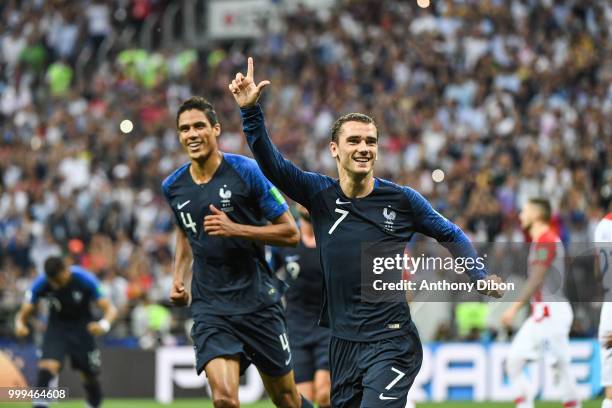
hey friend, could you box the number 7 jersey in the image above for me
[240,105,488,342]
[161,153,289,317]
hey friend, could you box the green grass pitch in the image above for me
[2,399,604,407]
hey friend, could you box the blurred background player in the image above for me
[502,198,580,408]
[231,57,502,408]
[162,97,313,408]
[595,213,612,408]
[14,255,117,408]
[272,204,331,408]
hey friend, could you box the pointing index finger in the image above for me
[247,57,254,79]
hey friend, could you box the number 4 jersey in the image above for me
[161,153,289,317]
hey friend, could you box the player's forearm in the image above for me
[515,265,547,306]
[15,312,29,327]
[15,304,33,325]
[101,303,118,324]
[234,223,300,246]
[410,188,487,281]
[240,105,307,203]
[173,252,192,284]
[173,231,193,284]
[443,229,487,281]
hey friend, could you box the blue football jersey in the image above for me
[162,153,290,317]
[241,105,487,341]
[272,240,326,343]
[27,266,103,323]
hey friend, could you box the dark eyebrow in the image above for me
[179,121,207,130]
[346,135,378,141]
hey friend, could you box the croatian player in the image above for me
[162,97,313,408]
[595,213,612,408]
[502,198,580,408]
[272,205,331,407]
[229,57,502,408]
[14,256,117,408]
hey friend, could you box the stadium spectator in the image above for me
[0,0,609,342]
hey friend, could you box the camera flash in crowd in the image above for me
[120,119,134,134]
[432,169,445,183]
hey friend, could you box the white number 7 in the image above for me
[328,208,349,235]
[386,367,406,390]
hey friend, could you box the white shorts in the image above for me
[507,302,573,364]
[600,302,612,387]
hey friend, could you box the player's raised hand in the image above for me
[204,205,243,237]
[14,321,29,337]
[228,57,270,108]
[170,280,189,307]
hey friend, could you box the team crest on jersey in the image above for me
[383,206,396,232]
[219,185,234,212]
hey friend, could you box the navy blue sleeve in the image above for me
[240,105,333,208]
[71,267,104,300]
[27,275,47,304]
[226,155,289,221]
[161,166,187,228]
[402,186,487,280]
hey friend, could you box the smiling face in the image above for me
[329,121,378,178]
[177,109,221,163]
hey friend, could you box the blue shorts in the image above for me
[191,303,293,378]
[41,322,100,375]
[290,326,330,383]
[329,330,422,408]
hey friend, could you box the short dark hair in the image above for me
[176,96,219,127]
[331,113,377,143]
[528,197,552,223]
[44,256,65,279]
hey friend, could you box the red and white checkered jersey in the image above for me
[528,229,568,317]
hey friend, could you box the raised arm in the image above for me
[229,57,331,207]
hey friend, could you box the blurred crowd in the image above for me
[0,0,610,344]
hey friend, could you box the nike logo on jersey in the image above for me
[177,200,191,209]
[379,393,398,400]
[285,354,292,366]
[336,198,350,205]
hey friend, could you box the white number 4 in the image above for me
[279,333,290,352]
[180,212,197,234]
[328,208,349,235]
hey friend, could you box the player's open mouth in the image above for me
[353,157,371,163]
[187,141,203,151]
